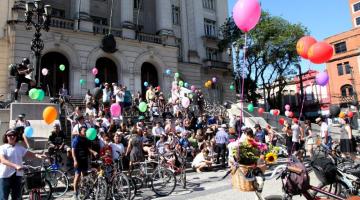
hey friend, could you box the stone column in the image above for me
[74,0,93,32]
[155,0,173,36]
[121,0,135,39]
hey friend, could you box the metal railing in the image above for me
[50,17,74,30]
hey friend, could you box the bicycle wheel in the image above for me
[46,169,69,198]
[79,175,94,200]
[111,172,131,200]
[95,176,108,200]
[151,168,176,196]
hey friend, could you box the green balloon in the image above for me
[86,128,97,141]
[174,72,180,78]
[179,81,184,87]
[248,103,254,112]
[37,89,45,101]
[138,102,148,113]
[29,88,38,100]
[230,85,235,91]
[59,64,65,71]
[80,79,85,85]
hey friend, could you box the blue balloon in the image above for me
[166,69,171,75]
[144,81,149,87]
[24,127,33,138]
[95,78,100,84]
[184,82,189,88]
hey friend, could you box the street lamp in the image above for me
[24,0,51,88]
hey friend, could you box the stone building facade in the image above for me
[0,0,234,102]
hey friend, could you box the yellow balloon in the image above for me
[43,106,58,124]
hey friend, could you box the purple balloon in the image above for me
[316,71,329,86]
[233,0,261,32]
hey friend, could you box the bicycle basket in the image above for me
[25,171,46,190]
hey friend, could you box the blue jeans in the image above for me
[0,173,22,200]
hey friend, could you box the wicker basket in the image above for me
[231,164,267,192]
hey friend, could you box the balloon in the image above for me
[41,68,48,76]
[181,97,190,108]
[43,106,58,124]
[230,85,235,91]
[92,67,98,75]
[80,79,85,85]
[191,85,196,91]
[166,69,171,75]
[184,82,189,88]
[138,102,147,112]
[288,111,294,118]
[232,0,261,32]
[316,71,329,86]
[278,118,285,125]
[308,42,334,64]
[285,104,290,111]
[296,36,317,59]
[95,78,100,84]
[258,108,264,115]
[59,64,65,71]
[93,87,103,99]
[86,128,97,141]
[144,81,149,87]
[330,105,340,117]
[212,77,217,83]
[247,103,254,112]
[348,111,354,118]
[174,72,180,78]
[179,81,184,87]
[24,127,33,138]
[110,103,121,117]
[29,88,38,100]
[37,89,45,101]
[339,112,346,119]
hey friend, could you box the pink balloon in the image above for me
[110,103,121,117]
[191,85,196,91]
[285,104,290,111]
[233,0,261,32]
[181,97,190,108]
[92,67,98,75]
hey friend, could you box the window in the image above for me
[356,17,360,26]
[51,8,65,18]
[91,16,108,25]
[334,42,347,54]
[172,5,180,25]
[134,0,141,9]
[203,0,215,10]
[204,19,217,37]
[341,85,354,97]
[345,62,351,74]
[354,2,360,12]
[206,48,218,61]
[337,63,344,76]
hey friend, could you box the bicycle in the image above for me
[129,159,177,196]
[22,165,53,200]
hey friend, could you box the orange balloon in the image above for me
[43,106,58,124]
[308,42,334,64]
[296,36,317,59]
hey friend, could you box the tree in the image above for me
[219,11,308,109]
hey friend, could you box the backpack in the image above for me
[311,156,337,185]
[9,64,18,76]
[283,161,310,195]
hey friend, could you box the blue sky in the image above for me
[227,0,352,71]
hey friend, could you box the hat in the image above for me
[221,124,227,128]
[315,117,322,124]
[18,114,25,118]
[254,124,261,128]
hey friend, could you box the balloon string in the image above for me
[241,33,247,126]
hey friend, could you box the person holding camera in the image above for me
[14,58,35,101]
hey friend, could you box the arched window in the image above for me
[340,84,354,97]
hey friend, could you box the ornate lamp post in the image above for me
[24,0,51,88]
